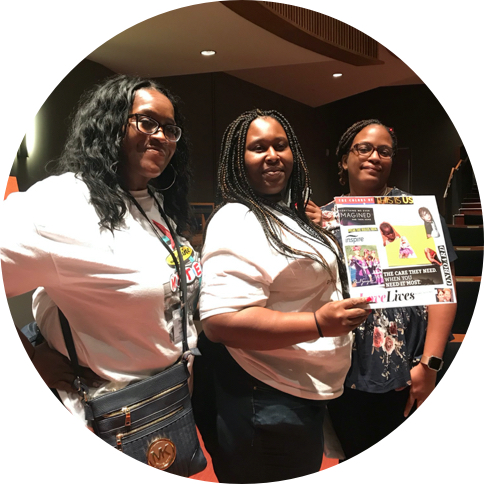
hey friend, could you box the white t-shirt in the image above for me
[1,173,200,421]
[199,203,353,400]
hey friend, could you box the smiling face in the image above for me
[120,88,177,190]
[244,117,294,201]
[381,224,396,242]
[343,124,393,196]
[421,211,432,222]
[386,231,396,242]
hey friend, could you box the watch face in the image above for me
[428,356,443,371]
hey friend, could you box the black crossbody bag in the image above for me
[59,190,207,475]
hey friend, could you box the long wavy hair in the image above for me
[336,119,397,186]
[54,74,194,235]
[207,109,349,294]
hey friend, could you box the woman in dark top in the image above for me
[306,119,457,459]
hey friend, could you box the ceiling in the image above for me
[87,2,422,108]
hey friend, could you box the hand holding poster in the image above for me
[335,195,455,308]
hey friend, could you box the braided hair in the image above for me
[336,119,397,186]
[208,109,349,295]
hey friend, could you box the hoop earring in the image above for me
[159,164,177,191]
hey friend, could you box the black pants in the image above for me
[327,386,413,460]
[192,332,327,483]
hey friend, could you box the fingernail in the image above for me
[366,297,373,302]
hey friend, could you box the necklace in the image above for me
[382,186,394,196]
[345,186,394,197]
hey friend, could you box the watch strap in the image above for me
[421,354,444,371]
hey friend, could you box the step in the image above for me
[459,208,482,215]
[453,214,465,225]
[453,246,484,276]
[448,225,484,246]
[453,246,484,250]
[453,214,484,225]
[454,275,481,282]
[461,202,482,208]
[465,214,483,225]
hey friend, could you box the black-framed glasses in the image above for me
[350,142,393,160]
[128,114,182,142]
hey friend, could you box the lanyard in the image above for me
[125,187,189,353]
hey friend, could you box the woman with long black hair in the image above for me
[1,74,201,424]
[193,109,370,483]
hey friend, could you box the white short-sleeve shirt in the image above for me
[1,173,200,420]
[200,203,353,400]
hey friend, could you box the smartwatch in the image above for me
[421,355,444,372]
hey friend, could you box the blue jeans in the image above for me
[192,333,327,483]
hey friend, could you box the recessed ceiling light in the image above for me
[201,50,216,56]
[333,73,343,78]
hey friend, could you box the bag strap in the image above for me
[57,188,195,402]
[59,309,81,374]
[58,308,89,403]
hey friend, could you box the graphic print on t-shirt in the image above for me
[150,217,202,343]
[153,219,174,248]
[163,247,202,344]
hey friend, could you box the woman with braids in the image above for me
[0,74,201,423]
[306,119,457,460]
[192,109,370,483]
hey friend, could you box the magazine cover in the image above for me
[334,195,455,308]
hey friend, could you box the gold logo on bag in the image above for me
[147,439,176,470]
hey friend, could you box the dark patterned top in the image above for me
[321,188,457,393]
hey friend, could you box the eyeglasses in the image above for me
[128,114,182,142]
[350,142,393,160]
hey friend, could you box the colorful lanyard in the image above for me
[125,188,189,353]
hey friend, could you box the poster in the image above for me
[334,195,455,308]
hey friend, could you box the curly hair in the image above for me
[207,109,349,295]
[54,74,193,235]
[336,119,397,186]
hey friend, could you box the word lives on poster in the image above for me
[333,195,455,308]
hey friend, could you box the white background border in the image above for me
[1,1,481,483]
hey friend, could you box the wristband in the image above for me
[314,312,324,338]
